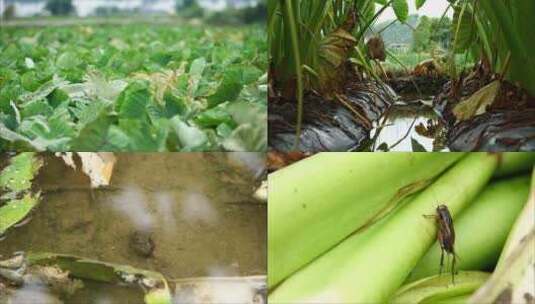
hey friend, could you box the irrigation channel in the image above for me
[268,77,535,152]
[0,153,267,303]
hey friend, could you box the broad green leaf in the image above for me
[56,51,81,70]
[27,253,172,304]
[207,67,244,108]
[194,105,235,128]
[415,0,426,9]
[116,81,151,119]
[117,118,169,152]
[392,0,409,22]
[452,5,476,53]
[0,193,41,235]
[70,114,114,151]
[0,152,42,194]
[189,57,207,95]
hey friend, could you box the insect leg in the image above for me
[439,248,444,275]
[451,253,456,284]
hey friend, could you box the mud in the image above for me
[0,153,267,302]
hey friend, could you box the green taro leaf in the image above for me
[117,81,151,119]
[56,51,81,70]
[207,67,244,108]
[0,193,41,235]
[194,105,235,128]
[70,114,114,151]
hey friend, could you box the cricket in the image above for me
[424,204,458,284]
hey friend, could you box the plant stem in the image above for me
[270,153,499,303]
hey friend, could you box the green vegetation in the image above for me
[268,0,410,147]
[449,0,535,95]
[0,152,42,235]
[0,23,267,151]
[268,153,535,303]
[412,16,451,52]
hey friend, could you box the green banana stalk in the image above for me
[493,152,535,178]
[269,153,499,303]
[268,153,464,288]
[469,168,535,303]
[391,271,490,304]
[406,175,531,282]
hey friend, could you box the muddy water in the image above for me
[373,99,448,152]
[0,153,266,302]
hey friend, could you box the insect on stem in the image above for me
[423,204,458,284]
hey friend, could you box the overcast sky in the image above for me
[377,0,453,22]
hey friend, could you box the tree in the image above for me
[239,0,266,24]
[175,0,202,18]
[412,16,452,52]
[176,0,196,10]
[3,4,15,20]
[412,16,433,52]
[45,0,74,16]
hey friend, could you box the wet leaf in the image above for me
[27,253,172,304]
[0,152,43,194]
[452,80,501,122]
[0,193,40,235]
[392,0,409,22]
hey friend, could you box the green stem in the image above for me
[268,153,464,288]
[270,153,499,303]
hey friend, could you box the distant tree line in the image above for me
[175,0,266,24]
[45,0,74,16]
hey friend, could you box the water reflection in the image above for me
[373,101,448,152]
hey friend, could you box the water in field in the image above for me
[0,153,266,303]
[372,96,448,152]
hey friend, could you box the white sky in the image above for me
[377,0,453,23]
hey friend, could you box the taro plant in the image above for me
[447,0,535,96]
[268,0,411,148]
